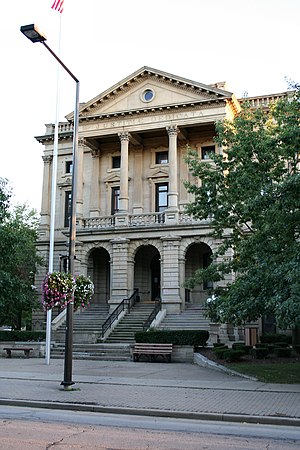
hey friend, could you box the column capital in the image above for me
[118,131,130,142]
[42,155,52,164]
[166,125,179,137]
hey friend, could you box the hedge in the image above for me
[134,329,209,347]
[274,347,292,358]
[260,333,292,344]
[251,347,269,359]
[0,331,46,342]
[223,349,245,362]
[232,343,252,354]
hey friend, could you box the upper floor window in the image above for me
[111,186,120,215]
[155,183,168,212]
[66,161,73,173]
[64,191,72,227]
[155,151,168,165]
[112,155,121,169]
[201,145,215,160]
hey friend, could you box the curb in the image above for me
[1,398,299,427]
[194,353,258,381]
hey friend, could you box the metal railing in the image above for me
[101,289,139,338]
[143,299,162,331]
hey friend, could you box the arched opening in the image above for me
[185,242,212,304]
[134,245,161,302]
[87,248,110,304]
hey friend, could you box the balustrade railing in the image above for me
[143,299,162,331]
[101,289,139,338]
[82,211,207,230]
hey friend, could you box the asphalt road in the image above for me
[0,406,299,449]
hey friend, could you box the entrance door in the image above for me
[134,245,160,302]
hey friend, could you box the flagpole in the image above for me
[45,13,62,365]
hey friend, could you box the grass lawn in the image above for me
[229,362,300,384]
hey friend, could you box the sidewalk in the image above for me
[0,356,299,426]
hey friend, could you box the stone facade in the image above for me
[34,67,288,329]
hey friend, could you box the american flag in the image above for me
[51,0,64,13]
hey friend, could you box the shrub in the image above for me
[213,346,229,359]
[232,343,252,354]
[251,347,269,359]
[293,345,300,354]
[273,342,289,348]
[213,342,226,348]
[0,330,46,341]
[261,333,292,344]
[135,329,209,347]
[274,347,292,358]
[223,349,245,362]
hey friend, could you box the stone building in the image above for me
[34,66,287,332]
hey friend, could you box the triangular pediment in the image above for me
[148,168,169,179]
[72,67,233,121]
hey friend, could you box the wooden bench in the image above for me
[132,343,173,363]
[3,347,33,358]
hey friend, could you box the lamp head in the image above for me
[20,24,47,43]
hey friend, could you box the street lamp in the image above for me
[21,24,79,389]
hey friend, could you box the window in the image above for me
[111,186,120,215]
[155,151,168,164]
[64,191,72,227]
[142,89,154,102]
[201,145,215,160]
[112,156,121,169]
[66,161,73,173]
[155,183,168,212]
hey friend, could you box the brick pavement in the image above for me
[0,358,299,425]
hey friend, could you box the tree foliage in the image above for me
[184,86,300,329]
[0,181,42,329]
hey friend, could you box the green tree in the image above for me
[0,198,42,330]
[184,86,300,329]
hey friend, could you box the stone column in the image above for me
[160,235,182,312]
[166,126,179,210]
[110,238,130,308]
[132,146,143,214]
[76,138,85,222]
[165,126,179,224]
[118,132,129,213]
[40,155,52,228]
[90,149,101,217]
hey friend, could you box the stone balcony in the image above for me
[81,211,208,230]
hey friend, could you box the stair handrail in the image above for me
[143,299,162,331]
[101,288,139,338]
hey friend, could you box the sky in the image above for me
[1,0,299,212]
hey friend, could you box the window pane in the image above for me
[66,161,73,173]
[201,146,215,160]
[111,186,120,215]
[156,183,168,212]
[112,156,121,169]
[156,151,168,164]
[64,191,72,227]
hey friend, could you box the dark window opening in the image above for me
[64,191,72,227]
[155,151,168,164]
[111,186,120,215]
[112,156,121,169]
[66,161,73,173]
[201,145,215,160]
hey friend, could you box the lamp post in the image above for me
[21,24,79,389]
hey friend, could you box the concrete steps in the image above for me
[52,304,110,344]
[51,343,131,361]
[104,303,155,344]
[159,304,210,331]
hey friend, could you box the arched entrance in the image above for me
[185,242,212,304]
[134,245,161,302]
[87,248,110,304]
